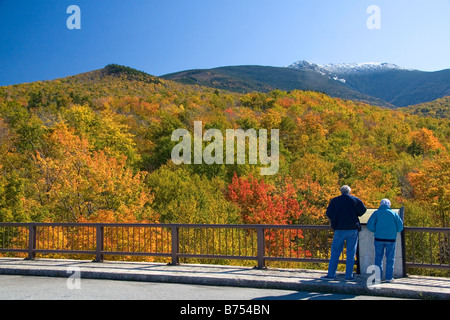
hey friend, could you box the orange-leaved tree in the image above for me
[407,153,449,227]
[29,123,157,223]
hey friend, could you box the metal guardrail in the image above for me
[404,227,450,270]
[0,223,337,269]
[0,223,448,271]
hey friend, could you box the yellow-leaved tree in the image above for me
[28,123,157,223]
[408,153,449,227]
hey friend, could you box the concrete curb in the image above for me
[0,258,448,300]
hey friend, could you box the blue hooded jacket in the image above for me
[367,205,403,241]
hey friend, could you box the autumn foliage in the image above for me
[0,65,448,230]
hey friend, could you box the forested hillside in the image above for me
[399,96,450,119]
[0,65,448,227]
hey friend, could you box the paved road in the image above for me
[0,275,405,300]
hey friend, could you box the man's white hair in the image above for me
[340,185,351,195]
[380,199,391,207]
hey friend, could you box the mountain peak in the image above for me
[320,62,404,74]
[287,60,320,70]
[102,64,162,84]
[287,60,408,74]
[286,60,415,85]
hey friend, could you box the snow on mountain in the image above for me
[286,60,412,83]
[287,60,328,75]
[321,62,403,74]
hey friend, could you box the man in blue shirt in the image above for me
[367,199,404,282]
[321,185,367,281]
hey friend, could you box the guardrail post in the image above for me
[169,225,179,265]
[95,224,104,262]
[26,224,36,260]
[399,207,407,277]
[256,226,265,269]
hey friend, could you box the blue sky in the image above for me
[1,0,449,86]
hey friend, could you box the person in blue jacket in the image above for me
[367,199,403,282]
[321,185,367,281]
